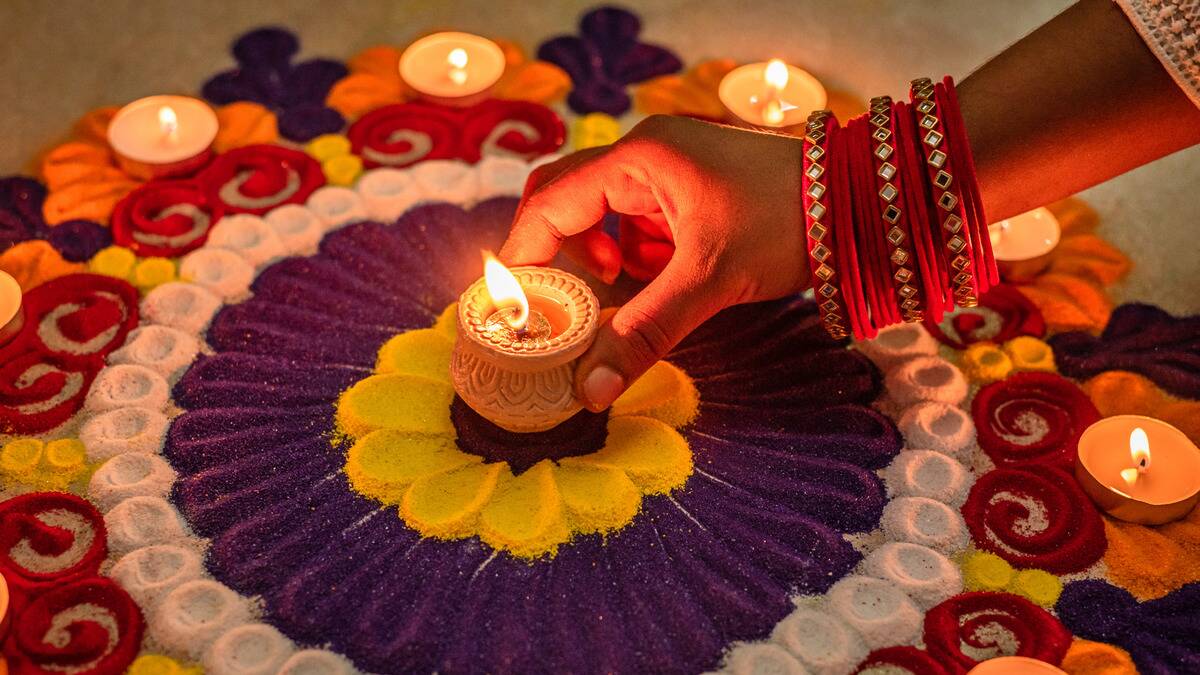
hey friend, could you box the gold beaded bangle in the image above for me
[802,110,849,339]
[868,96,923,323]
[910,77,977,308]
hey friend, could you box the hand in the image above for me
[500,114,809,411]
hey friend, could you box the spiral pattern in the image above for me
[199,145,325,215]
[961,466,1106,574]
[854,646,950,675]
[923,591,1071,670]
[111,180,222,257]
[925,284,1045,349]
[7,577,144,675]
[0,491,106,599]
[348,100,565,169]
[971,372,1100,469]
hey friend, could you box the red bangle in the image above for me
[801,111,849,339]
[940,76,998,289]
[868,97,923,323]
[910,77,978,308]
[848,116,887,332]
[857,113,902,327]
[830,121,872,339]
[894,100,946,323]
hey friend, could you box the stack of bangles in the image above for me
[801,76,999,340]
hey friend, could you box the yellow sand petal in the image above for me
[402,462,504,539]
[346,429,477,504]
[553,462,641,535]
[567,415,692,495]
[336,373,455,438]
[374,328,454,382]
[1010,568,1062,607]
[479,460,570,557]
[610,361,699,428]
[434,303,458,341]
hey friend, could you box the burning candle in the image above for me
[450,254,599,432]
[107,95,218,180]
[988,207,1061,261]
[1076,415,1200,525]
[966,656,1066,674]
[0,270,22,347]
[399,32,506,107]
[718,58,827,128]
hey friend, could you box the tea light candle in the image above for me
[1076,415,1200,525]
[450,255,599,432]
[967,656,1066,674]
[718,59,827,128]
[399,32,506,107]
[988,207,1061,261]
[0,571,9,640]
[107,95,218,180]
[0,270,22,347]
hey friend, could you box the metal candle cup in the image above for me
[399,32,506,107]
[1076,415,1200,525]
[966,656,1066,675]
[451,266,599,432]
[0,271,23,347]
[717,59,826,128]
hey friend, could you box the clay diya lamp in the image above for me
[451,256,599,432]
[1076,415,1200,525]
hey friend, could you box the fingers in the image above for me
[575,254,730,411]
[500,147,620,267]
[562,227,623,284]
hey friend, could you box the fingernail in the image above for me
[582,366,624,411]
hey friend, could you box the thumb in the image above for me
[575,254,728,411]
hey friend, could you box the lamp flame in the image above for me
[158,105,179,140]
[448,47,469,85]
[483,252,529,330]
[764,59,789,90]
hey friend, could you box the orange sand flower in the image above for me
[1083,370,1200,445]
[1060,639,1137,675]
[213,102,279,153]
[0,240,85,291]
[40,107,140,226]
[327,39,569,122]
[1005,199,1132,334]
[1102,503,1200,601]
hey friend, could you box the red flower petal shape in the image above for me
[925,284,1045,349]
[855,645,950,674]
[15,273,140,367]
[200,144,325,215]
[0,492,107,604]
[971,372,1100,469]
[0,352,97,434]
[111,179,222,257]
[924,592,1071,671]
[6,576,143,675]
[459,99,565,163]
[962,466,1106,574]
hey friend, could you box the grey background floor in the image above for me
[2,0,1196,313]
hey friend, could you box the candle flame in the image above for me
[483,252,529,330]
[1131,426,1151,471]
[448,47,469,85]
[764,59,789,91]
[158,105,179,140]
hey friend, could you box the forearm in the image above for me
[959,0,1200,221]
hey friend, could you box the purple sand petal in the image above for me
[693,403,900,471]
[173,353,366,410]
[282,59,350,107]
[278,104,345,142]
[45,219,110,261]
[0,176,48,229]
[605,520,724,672]
[201,69,277,106]
[691,433,887,532]
[1050,303,1200,398]
[268,511,424,647]
[166,405,333,472]
[645,497,793,639]
[580,6,642,55]
[231,27,300,69]
[206,301,397,365]
[173,436,339,536]
[315,224,457,312]
[535,36,595,85]
[440,552,545,674]
[207,475,375,595]
[567,83,633,116]
[609,43,683,84]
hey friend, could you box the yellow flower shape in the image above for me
[958,342,1013,383]
[1003,335,1056,372]
[0,437,91,491]
[337,304,699,558]
[572,113,621,150]
[87,245,177,294]
[127,654,203,675]
[961,550,1062,607]
[304,134,363,186]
